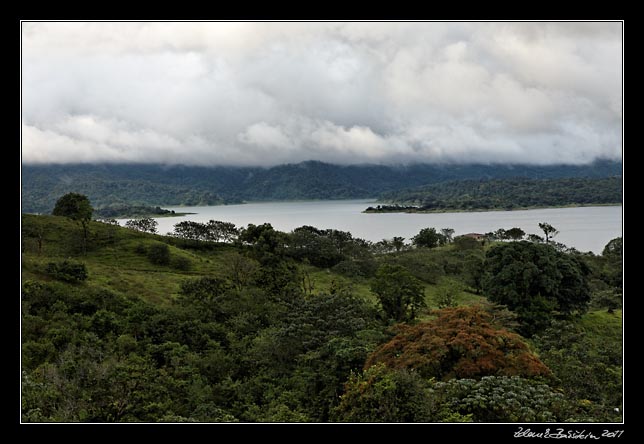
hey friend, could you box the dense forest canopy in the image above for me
[20,192,623,423]
[22,160,621,215]
[367,177,622,212]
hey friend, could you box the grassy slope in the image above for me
[21,215,231,305]
[21,214,617,334]
[578,309,623,346]
[22,214,487,313]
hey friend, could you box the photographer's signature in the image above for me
[514,427,624,440]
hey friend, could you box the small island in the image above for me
[94,203,194,219]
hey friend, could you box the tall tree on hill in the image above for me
[538,222,559,244]
[440,228,455,243]
[505,227,525,241]
[391,237,406,252]
[412,227,444,249]
[52,193,93,254]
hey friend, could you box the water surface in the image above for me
[119,200,622,254]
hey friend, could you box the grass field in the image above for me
[21,213,617,329]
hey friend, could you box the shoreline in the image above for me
[108,212,196,220]
[363,202,623,214]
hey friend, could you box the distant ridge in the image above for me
[22,160,622,214]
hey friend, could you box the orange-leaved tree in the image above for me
[364,305,550,380]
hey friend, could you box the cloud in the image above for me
[21,22,622,166]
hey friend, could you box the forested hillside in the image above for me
[367,177,622,212]
[21,195,623,423]
[22,160,622,215]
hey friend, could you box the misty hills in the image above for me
[21,160,622,214]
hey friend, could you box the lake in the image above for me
[120,200,623,254]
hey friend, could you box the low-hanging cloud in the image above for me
[21,22,622,166]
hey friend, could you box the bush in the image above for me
[332,364,435,422]
[431,376,569,422]
[172,256,192,271]
[436,287,457,308]
[147,243,170,265]
[45,260,88,283]
[454,236,483,250]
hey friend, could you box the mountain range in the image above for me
[21,159,622,214]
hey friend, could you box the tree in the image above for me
[287,226,344,268]
[533,320,622,421]
[179,276,230,306]
[602,237,622,259]
[440,228,455,243]
[239,223,288,258]
[371,264,425,322]
[177,276,232,320]
[204,220,239,243]
[391,237,406,252]
[599,237,622,289]
[527,233,544,243]
[125,218,158,234]
[505,227,525,241]
[216,221,239,243]
[482,241,591,336]
[538,222,559,244]
[331,364,435,422]
[52,193,93,253]
[436,284,457,308]
[173,221,207,242]
[247,291,383,421]
[227,253,259,291]
[240,225,297,297]
[52,192,93,221]
[365,305,551,380]
[412,227,443,249]
[373,239,394,254]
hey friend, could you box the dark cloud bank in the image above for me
[22,22,622,167]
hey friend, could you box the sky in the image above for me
[21,21,623,166]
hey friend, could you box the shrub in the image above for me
[454,235,483,250]
[147,243,170,265]
[431,376,569,422]
[45,260,88,283]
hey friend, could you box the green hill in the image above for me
[21,213,622,423]
[22,160,622,215]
